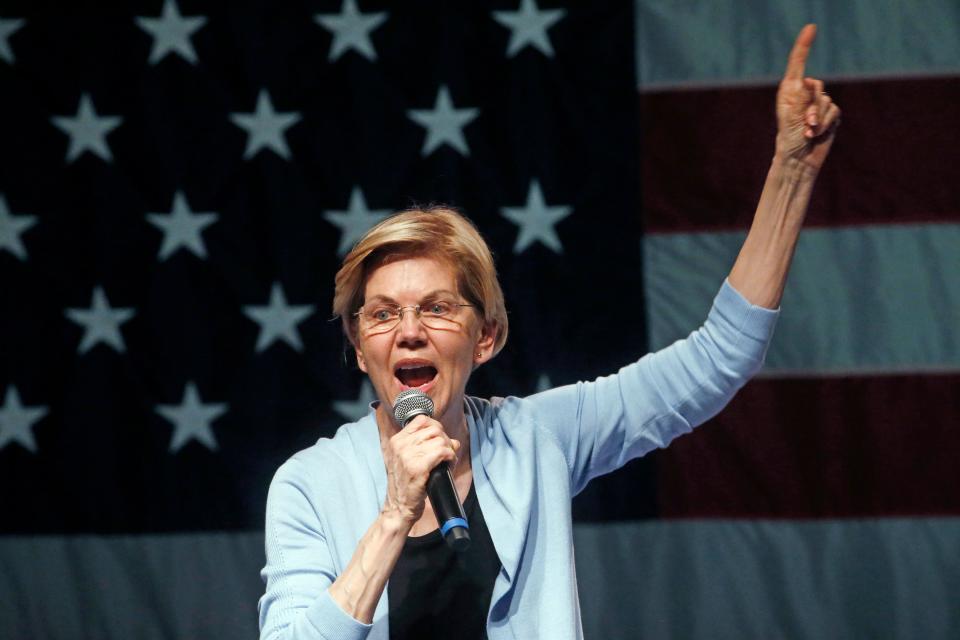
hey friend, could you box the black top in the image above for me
[388,481,502,640]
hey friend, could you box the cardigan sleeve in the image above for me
[258,456,374,640]
[524,279,780,495]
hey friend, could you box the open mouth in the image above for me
[395,364,438,389]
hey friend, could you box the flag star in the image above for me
[333,380,377,422]
[243,283,316,353]
[146,190,218,261]
[229,90,302,160]
[0,194,38,261]
[155,382,227,453]
[50,93,123,163]
[65,286,136,354]
[314,0,388,62]
[492,0,566,58]
[0,386,48,453]
[135,0,207,65]
[535,373,552,393]
[0,18,25,64]
[500,180,573,254]
[407,85,480,157]
[323,187,390,256]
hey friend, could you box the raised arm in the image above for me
[728,24,841,309]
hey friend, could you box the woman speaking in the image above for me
[258,24,840,640]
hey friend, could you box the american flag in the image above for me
[2,1,959,638]
[1,1,642,637]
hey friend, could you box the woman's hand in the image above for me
[329,416,459,623]
[775,24,841,171]
[381,415,460,525]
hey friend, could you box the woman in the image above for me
[259,24,840,640]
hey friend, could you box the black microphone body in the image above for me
[393,389,471,552]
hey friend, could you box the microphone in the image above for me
[393,389,470,552]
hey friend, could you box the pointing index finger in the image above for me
[784,23,817,80]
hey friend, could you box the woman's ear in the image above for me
[355,345,367,372]
[473,320,497,364]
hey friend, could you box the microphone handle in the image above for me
[427,461,471,551]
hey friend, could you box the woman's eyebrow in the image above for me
[421,289,459,299]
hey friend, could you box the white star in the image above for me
[146,190,218,261]
[0,194,38,260]
[314,0,388,62]
[492,0,566,58]
[407,85,480,157]
[323,187,391,256]
[333,380,377,422]
[65,286,136,354]
[0,18,25,64]
[229,90,302,160]
[135,0,207,65]
[243,282,316,353]
[500,180,573,254]
[0,386,48,453]
[155,381,227,453]
[536,373,552,393]
[50,93,123,163]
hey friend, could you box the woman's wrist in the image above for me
[379,502,415,534]
[772,144,823,178]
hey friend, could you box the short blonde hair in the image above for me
[333,206,508,355]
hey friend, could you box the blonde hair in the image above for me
[333,205,508,355]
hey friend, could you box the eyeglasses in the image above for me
[354,299,474,335]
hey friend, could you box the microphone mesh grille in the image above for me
[393,389,435,425]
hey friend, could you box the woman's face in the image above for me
[354,255,495,428]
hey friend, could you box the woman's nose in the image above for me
[396,308,426,338]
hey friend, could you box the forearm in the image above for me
[327,507,411,624]
[727,154,818,309]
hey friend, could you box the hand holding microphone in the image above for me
[383,389,471,551]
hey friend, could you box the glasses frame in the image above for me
[353,300,475,334]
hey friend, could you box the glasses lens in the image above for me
[361,304,400,334]
[420,301,464,330]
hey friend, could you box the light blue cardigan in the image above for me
[259,280,779,639]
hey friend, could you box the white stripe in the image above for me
[754,364,960,379]
[638,68,960,94]
[643,223,960,375]
[4,521,958,639]
[634,0,960,89]
[574,517,960,639]
[0,531,263,639]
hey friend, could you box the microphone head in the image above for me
[393,389,435,426]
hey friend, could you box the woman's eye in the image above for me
[372,308,394,322]
[427,302,449,315]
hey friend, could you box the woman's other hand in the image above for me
[775,24,841,171]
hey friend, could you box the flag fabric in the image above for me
[591,2,960,638]
[0,2,639,638]
[2,1,960,639]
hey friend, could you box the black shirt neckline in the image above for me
[387,477,501,640]
[402,480,478,548]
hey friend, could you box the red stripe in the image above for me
[655,374,960,518]
[641,77,960,233]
